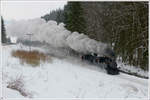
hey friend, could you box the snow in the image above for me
[117,61,148,78]
[2,44,148,99]
[0,45,2,98]
[4,88,24,98]
[10,37,17,43]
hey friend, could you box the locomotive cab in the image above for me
[96,56,119,75]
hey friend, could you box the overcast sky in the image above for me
[1,1,67,21]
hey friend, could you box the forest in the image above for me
[41,2,148,71]
[1,1,148,98]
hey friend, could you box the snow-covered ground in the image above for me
[2,44,149,99]
[0,44,2,98]
[117,59,148,78]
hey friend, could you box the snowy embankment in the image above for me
[117,61,148,79]
[2,44,148,99]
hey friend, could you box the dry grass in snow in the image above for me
[11,50,50,66]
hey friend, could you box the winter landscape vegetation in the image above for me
[1,1,149,99]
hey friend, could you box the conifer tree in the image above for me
[1,16,7,43]
[64,2,86,33]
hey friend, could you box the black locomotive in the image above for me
[81,53,119,75]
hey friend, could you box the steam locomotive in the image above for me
[81,53,119,75]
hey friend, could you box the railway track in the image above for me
[118,68,148,79]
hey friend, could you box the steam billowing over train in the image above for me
[7,19,119,75]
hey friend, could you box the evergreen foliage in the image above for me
[1,16,7,43]
[41,9,64,23]
[64,2,86,33]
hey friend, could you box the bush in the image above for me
[7,75,32,97]
[12,50,50,66]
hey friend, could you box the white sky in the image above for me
[1,1,67,21]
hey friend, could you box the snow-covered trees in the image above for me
[1,16,7,43]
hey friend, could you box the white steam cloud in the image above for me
[6,18,110,56]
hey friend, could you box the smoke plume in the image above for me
[6,18,113,57]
